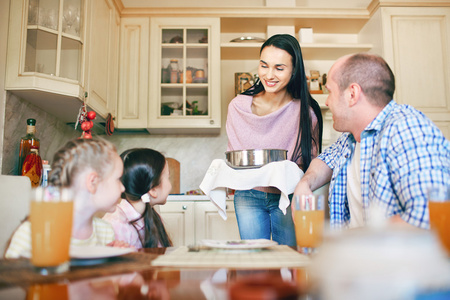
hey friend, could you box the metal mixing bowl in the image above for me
[225,149,288,169]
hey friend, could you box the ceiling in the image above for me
[120,0,373,9]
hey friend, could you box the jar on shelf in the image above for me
[169,59,179,83]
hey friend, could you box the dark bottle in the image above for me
[18,119,40,175]
[22,146,43,187]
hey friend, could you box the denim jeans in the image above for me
[233,189,297,247]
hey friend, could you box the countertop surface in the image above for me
[167,194,234,201]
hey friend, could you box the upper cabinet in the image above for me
[116,17,149,129]
[84,0,120,119]
[5,0,119,122]
[148,17,221,134]
[360,6,450,139]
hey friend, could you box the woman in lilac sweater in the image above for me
[226,34,323,247]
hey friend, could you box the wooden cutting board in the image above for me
[166,158,180,194]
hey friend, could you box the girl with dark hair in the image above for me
[103,148,172,248]
[226,34,323,246]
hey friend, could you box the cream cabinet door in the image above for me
[148,17,221,134]
[159,202,195,247]
[116,17,149,128]
[194,201,240,242]
[379,7,450,139]
[84,0,120,119]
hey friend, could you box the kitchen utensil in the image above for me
[225,149,287,169]
[230,36,266,43]
[167,158,180,194]
[105,113,114,136]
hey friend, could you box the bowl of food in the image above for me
[225,149,288,169]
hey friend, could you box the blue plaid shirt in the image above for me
[319,101,450,229]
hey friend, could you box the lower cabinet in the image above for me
[159,200,240,247]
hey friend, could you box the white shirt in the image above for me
[347,142,364,228]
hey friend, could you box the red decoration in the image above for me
[75,93,97,139]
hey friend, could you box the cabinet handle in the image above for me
[210,120,214,125]
[182,205,188,210]
[225,204,228,209]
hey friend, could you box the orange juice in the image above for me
[30,201,73,267]
[27,283,68,300]
[429,200,450,255]
[294,210,324,248]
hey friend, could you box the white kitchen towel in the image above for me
[199,159,304,220]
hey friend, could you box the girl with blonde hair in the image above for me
[5,138,129,258]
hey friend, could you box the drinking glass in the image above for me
[292,195,325,255]
[30,186,73,275]
[428,185,450,256]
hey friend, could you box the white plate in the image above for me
[70,245,134,259]
[200,239,278,250]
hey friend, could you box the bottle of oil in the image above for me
[22,146,43,187]
[18,119,40,175]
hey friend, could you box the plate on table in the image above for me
[200,239,278,250]
[70,246,133,266]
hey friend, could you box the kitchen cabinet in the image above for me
[194,201,240,242]
[5,0,119,122]
[148,17,221,134]
[360,6,450,140]
[159,201,195,247]
[159,198,239,247]
[116,17,149,129]
[84,0,120,119]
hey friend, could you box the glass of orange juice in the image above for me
[292,195,325,255]
[30,186,73,275]
[27,283,68,300]
[428,185,450,256]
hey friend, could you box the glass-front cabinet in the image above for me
[149,18,221,134]
[6,0,119,123]
[25,0,83,81]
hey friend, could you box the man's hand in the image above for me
[294,180,314,197]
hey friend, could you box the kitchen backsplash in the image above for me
[2,92,228,193]
[2,93,79,175]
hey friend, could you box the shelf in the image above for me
[221,42,372,60]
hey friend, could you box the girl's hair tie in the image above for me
[141,193,151,204]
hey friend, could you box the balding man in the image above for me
[294,53,450,229]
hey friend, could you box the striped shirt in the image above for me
[5,218,115,258]
[319,101,450,229]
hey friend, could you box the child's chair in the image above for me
[0,175,31,255]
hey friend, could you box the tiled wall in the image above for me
[2,93,228,193]
[2,93,79,175]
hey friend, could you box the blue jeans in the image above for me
[233,189,297,247]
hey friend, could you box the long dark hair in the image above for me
[242,34,323,170]
[120,148,172,247]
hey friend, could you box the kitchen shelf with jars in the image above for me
[5,0,120,123]
[148,17,221,134]
[220,21,372,110]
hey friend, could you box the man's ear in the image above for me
[86,171,99,194]
[348,83,362,107]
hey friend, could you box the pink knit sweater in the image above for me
[226,94,318,167]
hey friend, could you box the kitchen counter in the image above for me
[167,194,234,201]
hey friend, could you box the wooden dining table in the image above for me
[0,246,312,300]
